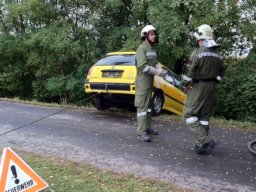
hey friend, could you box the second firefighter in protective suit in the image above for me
[135,25,167,142]
[183,24,224,154]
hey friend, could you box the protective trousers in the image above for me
[184,116,211,145]
[183,83,216,145]
[135,90,152,134]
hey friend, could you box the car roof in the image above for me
[106,51,136,55]
[106,51,164,68]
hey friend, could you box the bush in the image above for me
[215,49,256,122]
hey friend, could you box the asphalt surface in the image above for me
[0,101,255,192]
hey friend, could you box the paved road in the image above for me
[0,101,255,192]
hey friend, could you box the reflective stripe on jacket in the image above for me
[187,47,224,80]
[135,41,157,91]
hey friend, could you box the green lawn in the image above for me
[0,148,195,192]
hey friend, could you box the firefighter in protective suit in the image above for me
[183,24,224,154]
[135,25,167,142]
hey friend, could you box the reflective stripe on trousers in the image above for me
[185,116,211,144]
[137,109,151,117]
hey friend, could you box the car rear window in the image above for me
[95,55,135,66]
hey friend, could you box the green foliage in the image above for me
[32,79,51,101]
[66,77,85,104]
[0,34,32,98]
[46,76,66,97]
[238,0,256,55]
[215,50,256,122]
[0,0,256,122]
[122,0,243,72]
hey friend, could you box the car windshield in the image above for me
[95,55,135,66]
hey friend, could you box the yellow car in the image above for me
[84,51,186,116]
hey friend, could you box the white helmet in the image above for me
[140,25,156,37]
[193,24,214,40]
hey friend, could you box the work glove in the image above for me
[158,69,168,77]
[145,66,168,77]
[216,75,223,83]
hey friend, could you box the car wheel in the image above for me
[248,139,256,156]
[152,91,164,116]
[93,95,109,110]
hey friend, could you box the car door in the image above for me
[155,69,186,116]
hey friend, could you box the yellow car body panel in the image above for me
[84,51,186,115]
[106,51,136,55]
[154,76,186,116]
[85,52,136,95]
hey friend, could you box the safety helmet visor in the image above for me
[203,39,219,48]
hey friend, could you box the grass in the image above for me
[157,113,256,130]
[0,97,95,111]
[0,148,195,192]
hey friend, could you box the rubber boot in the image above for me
[147,128,159,135]
[138,132,151,142]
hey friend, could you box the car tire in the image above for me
[248,139,256,156]
[152,91,164,116]
[93,95,109,110]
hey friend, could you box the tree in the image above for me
[0,0,256,122]
[238,0,256,54]
[123,0,242,73]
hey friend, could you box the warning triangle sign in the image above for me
[0,147,48,192]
